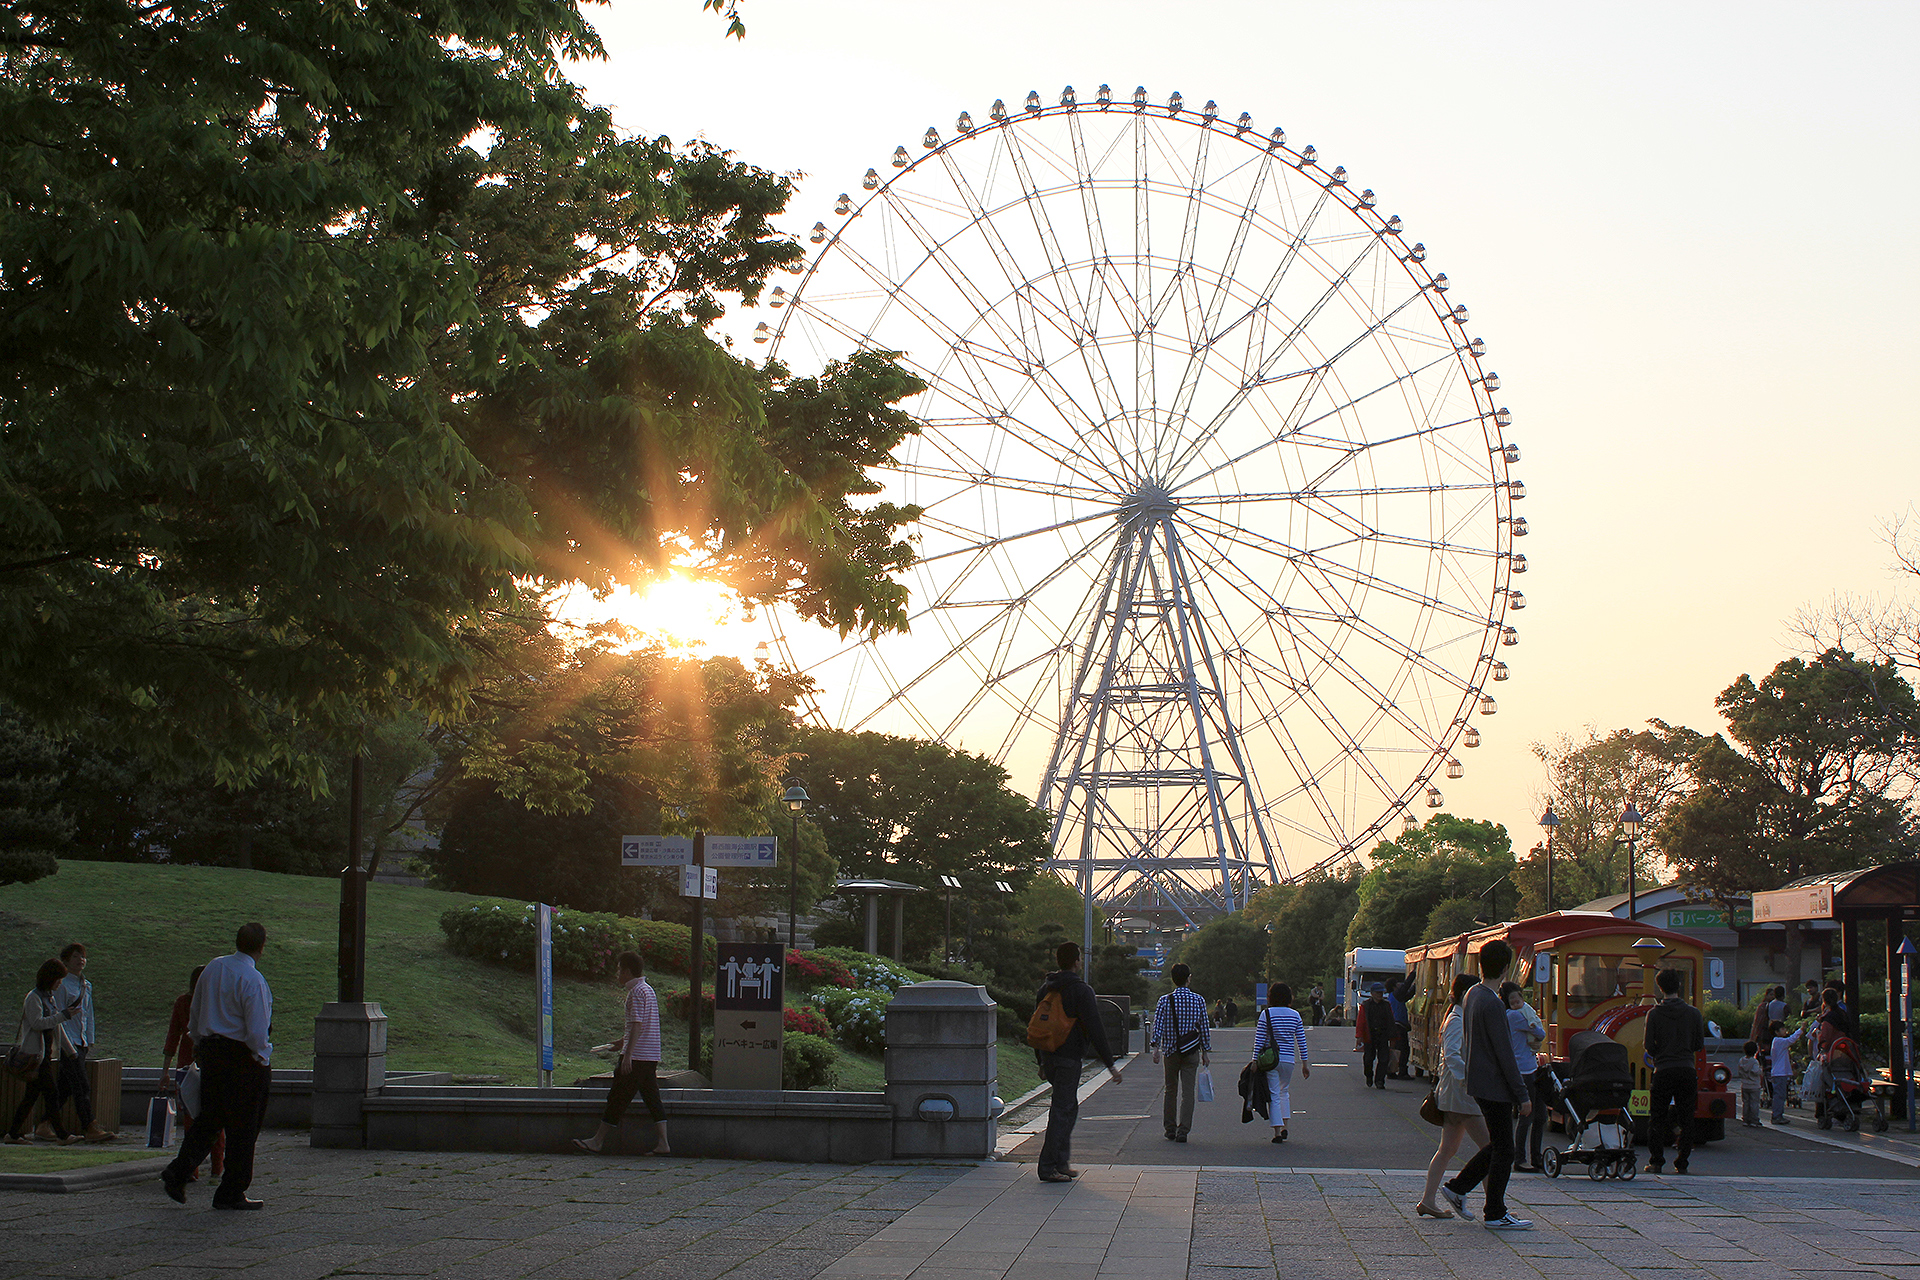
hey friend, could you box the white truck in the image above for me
[1342,947,1409,1021]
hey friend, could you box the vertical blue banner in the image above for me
[537,903,555,1079]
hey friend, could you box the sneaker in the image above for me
[1644,1160,1664,1174]
[1439,1184,1466,1217]
[1772,1118,1792,1126]
[1485,1214,1533,1231]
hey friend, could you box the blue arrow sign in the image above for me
[704,836,778,867]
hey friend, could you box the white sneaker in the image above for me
[1485,1214,1533,1231]
[1439,1185,1466,1217]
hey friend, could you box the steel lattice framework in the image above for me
[764,86,1526,924]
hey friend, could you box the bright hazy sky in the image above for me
[565,1,1920,868]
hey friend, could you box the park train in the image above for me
[1403,912,1733,1141]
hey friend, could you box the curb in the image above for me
[0,1153,173,1194]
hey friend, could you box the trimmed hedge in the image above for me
[439,899,715,979]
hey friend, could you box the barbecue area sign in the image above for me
[1752,884,1834,923]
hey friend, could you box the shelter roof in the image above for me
[1756,861,1920,922]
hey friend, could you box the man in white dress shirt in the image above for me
[162,922,273,1209]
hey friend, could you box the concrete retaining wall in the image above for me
[363,1086,893,1163]
[117,1068,453,1130]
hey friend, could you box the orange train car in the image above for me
[1403,912,1732,1142]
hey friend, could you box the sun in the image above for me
[550,572,767,663]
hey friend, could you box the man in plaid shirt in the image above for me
[1150,964,1212,1142]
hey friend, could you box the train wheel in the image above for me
[1542,1149,1562,1179]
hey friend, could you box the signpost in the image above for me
[712,942,785,1090]
[1752,883,1834,922]
[622,835,694,867]
[616,832,779,1076]
[536,904,555,1087]
[1665,907,1753,929]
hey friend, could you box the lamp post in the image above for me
[1539,803,1560,915]
[1621,803,1643,924]
[783,781,808,952]
[939,875,961,963]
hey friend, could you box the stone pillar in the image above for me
[885,981,1000,1159]
[892,895,906,962]
[864,895,879,954]
[312,1002,386,1149]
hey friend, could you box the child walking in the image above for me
[1768,1019,1804,1125]
[1737,1040,1764,1128]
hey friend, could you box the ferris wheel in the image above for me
[762,86,1526,924]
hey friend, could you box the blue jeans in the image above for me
[1772,1073,1790,1122]
[1038,1053,1082,1176]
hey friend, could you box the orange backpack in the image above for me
[1027,987,1077,1052]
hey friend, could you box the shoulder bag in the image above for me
[1419,1088,1444,1126]
[6,1002,46,1082]
[1253,1008,1280,1072]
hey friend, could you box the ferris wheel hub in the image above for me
[1118,482,1178,529]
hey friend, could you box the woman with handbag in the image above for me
[1251,983,1309,1143]
[1416,973,1491,1218]
[8,959,82,1145]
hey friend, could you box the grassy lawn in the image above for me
[0,1142,168,1174]
[1,862,1034,1094]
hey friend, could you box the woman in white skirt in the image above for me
[1252,983,1310,1143]
[1417,973,1491,1218]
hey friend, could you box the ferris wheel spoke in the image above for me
[894,454,1116,505]
[911,505,1119,572]
[1170,348,1463,497]
[1167,150,1278,427]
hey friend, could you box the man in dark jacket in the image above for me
[1034,942,1122,1183]
[1439,940,1533,1230]
[1643,967,1705,1173]
[1358,983,1393,1088]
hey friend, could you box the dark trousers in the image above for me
[166,1038,269,1202]
[10,1058,68,1138]
[57,1044,94,1130]
[602,1061,665,1126]
[1038,1053,1081,1176]
[1513,1072,1549,1167]
[1448,1097,1516,1220]
[1362,1039,1387,1086]
[1161,1050,1200,1137]
[1648,1066,1696,1166]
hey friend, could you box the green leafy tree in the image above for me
[1661,650,1918,897]
[798,728,1051,959]
[1345,814,1515,951]
[1525,721,1705,911]
[425,639,822,919]
[0,710,69,885]
[1263,867,1361,991]
[1170,915,1269,1006]
[1422,897,1487,944]
[0,0,923,786]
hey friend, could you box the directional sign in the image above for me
[680,865,718,900]
[703,835,778,867]
[621,835,694,867]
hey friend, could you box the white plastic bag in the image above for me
[178,1062,202,1117]
[1196,1066,1215,1103]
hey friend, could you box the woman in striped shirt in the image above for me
[1253,983,1310,1143]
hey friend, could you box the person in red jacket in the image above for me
[161,966,224,1181]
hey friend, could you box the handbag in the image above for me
[7,1009,45,1082]
[1420,1088,1444,1126]
[1251,1007,1281,1072]
[1174,1024,1204,1056]
[1196,1066,1215,1104]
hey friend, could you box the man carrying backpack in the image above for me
[1149,963,1211,1142]
[1028,942,1122,1183]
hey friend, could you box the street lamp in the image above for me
[1539,803,1561,914]
[1621,802,1643,924]
[939,875,961,963]
[783,781,809,951]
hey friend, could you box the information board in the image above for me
[536,904,555,1084]
[704,836,778,867]
[712,942,785,1090]
[621,835,694,866]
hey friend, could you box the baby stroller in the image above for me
[1815,1036,1880,1132]
[1542,1031,1638,1181]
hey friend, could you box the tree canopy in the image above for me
[1525,721,1704,909]
[1261,867,1361,992]
[1661,650,1918,898]
[0,0,923,786]
[1170,914,1268,1005]
[1345,814,1515,951]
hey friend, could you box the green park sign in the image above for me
[1666,906,1753,930]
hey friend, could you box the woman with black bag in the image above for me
[1252,983,1309,1143]
[8,959,82,1145]
[1416,974,1490,1218]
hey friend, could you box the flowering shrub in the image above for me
[664,989,716,1020]
[785,949,856,990]
[783,1032,839,1090]
[784,1005,832,1038]
[439,900,715,978]
[810,986,892,1056]
[808,947,932,994]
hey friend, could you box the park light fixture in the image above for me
[783,781,808,950]
[1621,802,1644,923]
[1540,803,1560,912]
